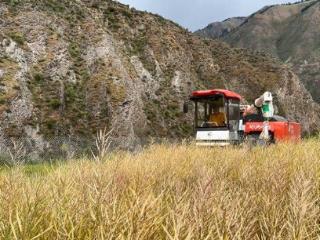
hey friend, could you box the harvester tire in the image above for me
[246,133,270,147]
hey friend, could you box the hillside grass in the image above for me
[0,140,320,239]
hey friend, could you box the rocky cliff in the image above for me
[195,17,246,39]
[0,0,319,157]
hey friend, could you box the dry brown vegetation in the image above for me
[0,140,320,239]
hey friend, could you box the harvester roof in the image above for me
[191,89,242,100]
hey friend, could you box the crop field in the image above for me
[0,140,320,239]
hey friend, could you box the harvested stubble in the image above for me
[0,140,320,239]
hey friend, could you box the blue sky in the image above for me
[117,0,296,31]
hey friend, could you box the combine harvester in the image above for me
[183,89,301,146]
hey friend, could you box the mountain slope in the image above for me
[0,0,319,156]
[195,17,246,39]
[218,0,320,103]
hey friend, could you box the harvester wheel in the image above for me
[246,133,270,147]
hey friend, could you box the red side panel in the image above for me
[287,122,301,141]
[245,121,301,142]
[272,122,290,141]
[245,122,266,134]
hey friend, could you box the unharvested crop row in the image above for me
[0,140,320,239]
